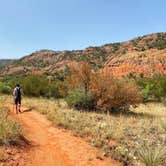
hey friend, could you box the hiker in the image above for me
[13,84,22,114]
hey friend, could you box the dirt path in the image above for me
[8,105,120,166]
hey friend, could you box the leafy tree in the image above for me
[21,75,48,97]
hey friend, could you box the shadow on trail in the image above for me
[18,135,32,146]
[22,108,33,113]
[3,135,32,147]
[10,135,41,149]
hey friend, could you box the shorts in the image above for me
[14,97,21,105]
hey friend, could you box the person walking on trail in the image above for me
[13,84,22,114]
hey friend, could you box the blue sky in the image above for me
[0,0,165,59]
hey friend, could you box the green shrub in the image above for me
[1,76,22,89]
[136,74,166,101]
[1,75,66,98]
[0,82,12,94]
[65,88,94,110]
[142,83,154,101]
[56,81,68,98]
[21,75,48,97]
[46,82,62,98]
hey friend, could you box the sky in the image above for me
[0,0,165,59]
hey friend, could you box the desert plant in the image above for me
[0,82,12,94]
[65,88,94,110]
[21,75,49,97]
[91,70,142,111]
[137,143,166,166]
[56,80,68,98]
[66,62,142,112]
[0,107,21,144]
[136,74,166,101]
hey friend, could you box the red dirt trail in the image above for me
[8,105,121,166]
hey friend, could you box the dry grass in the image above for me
[2,95,166,165]
[0,96,21,145]
[138,143,166,166]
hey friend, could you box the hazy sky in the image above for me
[0,0,165,59]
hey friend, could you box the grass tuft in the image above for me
[0,105,21,145]
[138,143,166,166]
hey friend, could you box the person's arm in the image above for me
[13,88,16,97]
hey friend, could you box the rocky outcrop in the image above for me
[105,49,166,77]
[0,32,166,77]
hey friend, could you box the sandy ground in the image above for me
[7,105,121,166]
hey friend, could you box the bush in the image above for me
[65,88,94,110]
[66,62,142,112]
[136,74,166,101]
[91,71,142,111]
[56,81,68,98]
[21,75,49,97]
[46,82,61,98]
[1,75,67,98]
[0,82,12,94]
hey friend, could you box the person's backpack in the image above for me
[16,87,21,98]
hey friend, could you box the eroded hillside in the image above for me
[0,32,166,77]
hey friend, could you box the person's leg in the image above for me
[15,98,19,114]
[18,98,21,113]
[15,104,18,114]
[14,98,17,114]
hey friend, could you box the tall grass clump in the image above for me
[138,143,166,166]
[0,107,21,144]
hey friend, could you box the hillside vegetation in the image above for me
[0,62,166,109]
[0,59,16,68]
[0,32,166,77]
